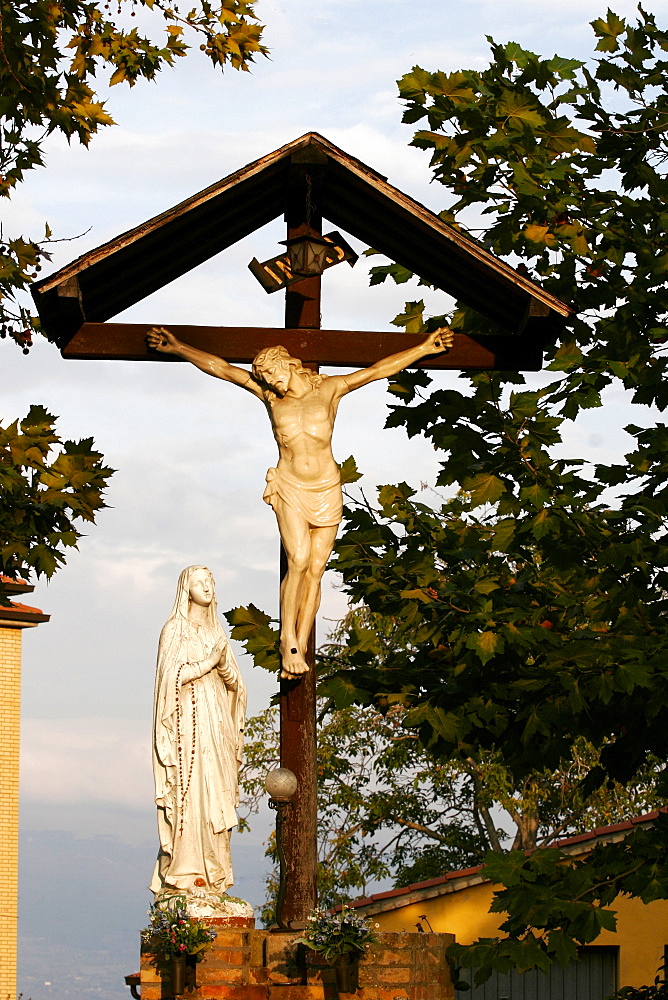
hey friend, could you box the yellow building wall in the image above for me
[0,625,22,1000]
[373,880,668,989]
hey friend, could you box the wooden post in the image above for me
[278,157,323,924]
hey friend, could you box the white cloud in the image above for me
[21,718,153,808]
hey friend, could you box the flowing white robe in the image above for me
[150,610,246,893]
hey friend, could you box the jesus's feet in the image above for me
[279,637,309,679]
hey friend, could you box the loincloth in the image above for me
[263,466,342,528]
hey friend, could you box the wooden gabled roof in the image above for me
[32,133,571,349]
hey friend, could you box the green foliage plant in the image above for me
[1,0,264,588]
[610,966,668,1000]
[448,811,668,983]
[227,7,668,979]
[322,7,668,980]
[237,695,488,920]
[318,609,666,855]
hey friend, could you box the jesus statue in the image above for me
[146,326,452,678]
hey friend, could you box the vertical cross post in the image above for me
[278,153,324,924]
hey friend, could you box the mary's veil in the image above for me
[166,565,221,631]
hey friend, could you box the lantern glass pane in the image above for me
[288,238,330,277]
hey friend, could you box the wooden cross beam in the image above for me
[60,322,546,371]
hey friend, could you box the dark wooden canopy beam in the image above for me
[32,133,572,350]
[61,322,545,371]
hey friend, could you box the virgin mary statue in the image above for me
[151,566,246,897]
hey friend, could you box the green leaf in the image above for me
[225,603,273,632]
[466,630,504,665]
[463,473,506,506]
[497,91,545,130]
[319,674,371,709]
[524,224,557,248]
[391,300,425,334]
[339,455,363,485]
[591,10,626,52]
[490,519,515,551]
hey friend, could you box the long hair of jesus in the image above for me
[252,345,323,398]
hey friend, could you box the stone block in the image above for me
[250,965,303,986]
[367,949,413,966]
[198,964,246,985]
[266,985,329,1000]
[370,933,412,949]
[197,986,267,1000]
[305,966,337,985]
[138,927,454,1000]
[357,988,409,1000]
[361,966,412,986]
[250,931,267,967]
[262,931,304,982]
[138,965,163,984]
[206,916,255,928]
[209,929,251,947]
[204,949,248,966]
[417,948,444,965]
[137,987,163,1000]
[249,967,272,985]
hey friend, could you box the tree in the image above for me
[239,698,487,924]
[320,6,668,979]
[319,608,666,855]
[0,0,267,349]
[231,5,668,979]
[236,607,665,930]
[0,405,113,599]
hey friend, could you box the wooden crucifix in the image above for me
[142,172,450,925]
[31,132,572,928]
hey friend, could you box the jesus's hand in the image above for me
[146,326,181,354]
[422,327,454,354]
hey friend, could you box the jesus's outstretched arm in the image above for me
[336,328,453,394]
[146,327,264,399]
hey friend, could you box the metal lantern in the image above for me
[282,235,333,277]
[265,767,298,930]
[265,766,299,802]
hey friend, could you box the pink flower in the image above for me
[179,944,187,952]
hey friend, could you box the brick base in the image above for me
[139,925,454,1000]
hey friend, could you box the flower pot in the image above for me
[332,953,359,993]
[170,954,187,996]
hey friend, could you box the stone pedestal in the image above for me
[139,922,454,1000]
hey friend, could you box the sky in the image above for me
[3,1,667,997]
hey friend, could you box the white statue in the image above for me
[151,565,247,899]
[146,328,452,678]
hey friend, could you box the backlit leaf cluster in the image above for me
[0,0,267,347]
[0,404,113,595]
